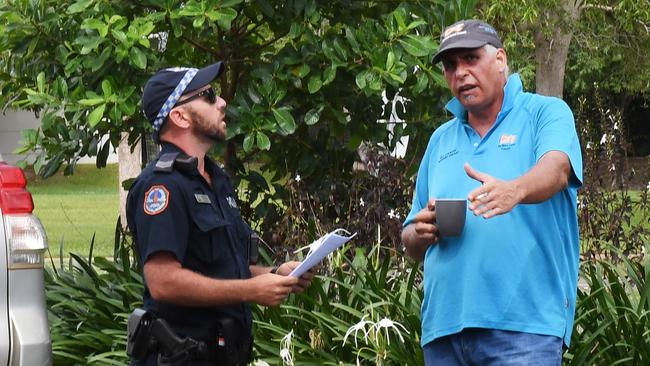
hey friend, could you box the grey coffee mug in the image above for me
[435,199,467,237]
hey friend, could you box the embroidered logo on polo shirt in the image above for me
[438,149,459,163]
[498,134,517,150]
[144,185,170,215]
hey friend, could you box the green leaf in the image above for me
[345,28,360,52]
[293,64,310,79]
[272,108,296,134]
[406,19,428,30]
[386,51,395,71]
[288,23,303,39]
[256,131,271,150]
[88,104,106,127]
[414,72,429,94]
[78,98,104,106]
[323,66,336,85]
[37,72,46,93]
[221,0,243,6]
[307,75,322,94]
[55,77,68,97]
[247,86,262,104]
[215,8,237,30]
[101,80,112,97]
[367,72,382,91]
[243,133,254,152]
[304,105,324,125]
[77,35,103,54]
[40,153,63,178]
[111,29,127,43]
[193,16,205,28]
[67,0,94,14]
[355,70,368,90]
[398,35,436,57]
[82,18,108,38]
[129,47,147,69]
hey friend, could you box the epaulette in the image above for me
[154,152,198,173]
[154,153,180,173]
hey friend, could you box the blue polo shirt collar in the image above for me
[445,73,523,123]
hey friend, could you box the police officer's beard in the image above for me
[189,109,226,142]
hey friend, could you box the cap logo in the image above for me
[478,25,497,35]
[144,185,170,215]
[151,68,199,134]
[442,23,466,42]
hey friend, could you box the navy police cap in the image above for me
[141,62,224,141]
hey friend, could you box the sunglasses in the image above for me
[174,87,217,107]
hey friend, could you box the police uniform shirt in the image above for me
[126,142,253,343]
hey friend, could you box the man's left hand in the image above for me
[275,261,315,293]
[464,163,522,219]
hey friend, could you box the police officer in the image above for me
[126,62,314,366]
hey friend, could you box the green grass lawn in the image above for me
[27,164,119,258]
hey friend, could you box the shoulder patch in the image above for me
[143,185,170,215]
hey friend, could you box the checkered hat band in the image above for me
[152,68,199,132]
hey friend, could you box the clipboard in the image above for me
[289,229,357,277]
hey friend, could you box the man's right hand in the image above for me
[247,273,300,307]
[401,198,439,262]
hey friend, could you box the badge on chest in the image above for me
[194,193,212,204]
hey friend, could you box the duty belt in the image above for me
[127,308,252,366]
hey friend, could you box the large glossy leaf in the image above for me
[307,75,322,94]
[399,34,436,57]
[256,131,271,150]
[88,104,106,127]
[272,108,296,134]
[129,47,147,69]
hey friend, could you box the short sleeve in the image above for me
[130,175,190,263]
[534,98,583,188]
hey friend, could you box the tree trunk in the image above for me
[534,0,582,98]
[118,133,142,229]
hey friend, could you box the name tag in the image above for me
[194,193,212,204]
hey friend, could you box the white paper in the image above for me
[289,229,357,277]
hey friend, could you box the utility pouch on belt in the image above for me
[248,232,260,265]
[127,308,155,361]
[216,317,241,365]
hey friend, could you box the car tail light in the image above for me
[0,163,48,269]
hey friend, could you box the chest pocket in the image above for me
[188,200,232,265]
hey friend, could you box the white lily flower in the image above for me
[370,317,409,345]
[295,174,301,182]
[360,198,365,207]
[600,134,607,145]
[280,330,294,366]
[388,209,398,219]
[280,348,293,366]
[343,315,374,347]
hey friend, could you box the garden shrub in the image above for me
[46,229,142,365]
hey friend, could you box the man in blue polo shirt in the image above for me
[401,19,583,365]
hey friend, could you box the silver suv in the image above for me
[0,161,51,365]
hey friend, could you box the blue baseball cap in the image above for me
[432,20,503,64]
[141,62,224,141]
